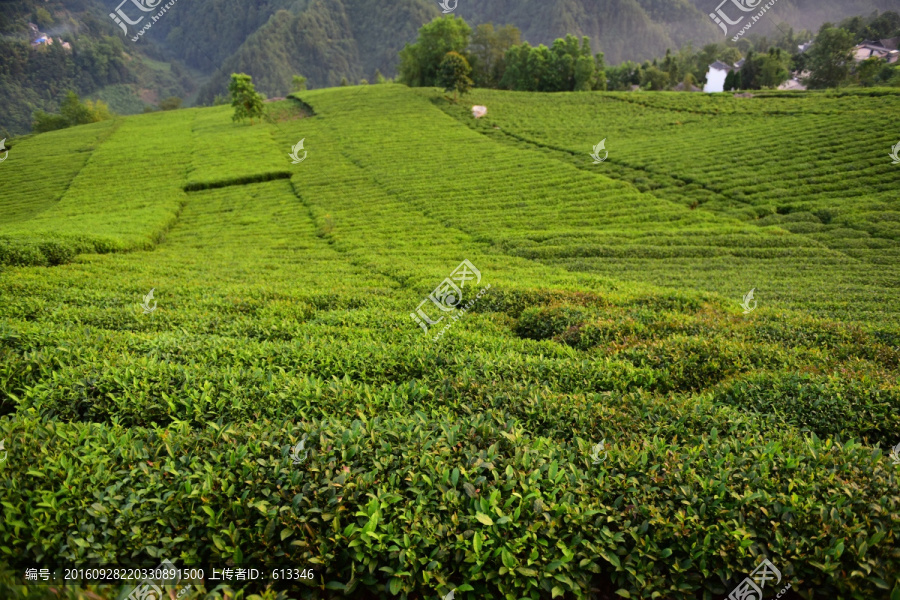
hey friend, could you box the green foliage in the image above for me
[724,68,741,91]
[469,23,521,88]
[399,16,472,88]
[30,111,69,133]
[808,25,857,89]
[33,7,53,29]
[499,35,604,92]
[292,74,308,92]
[31,91,115,133]
[437,85,900,323]
[158,96,183,111]
[641,64,670,90]
[229,73,265,124]
[738,48,791,90]
[438,51,473,100]
[3,78,900,600]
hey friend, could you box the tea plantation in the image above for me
[0,85,899,600]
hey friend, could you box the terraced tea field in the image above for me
[440,88,900,323]
[0,85,899,600]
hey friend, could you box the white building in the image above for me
[703,60,739,93]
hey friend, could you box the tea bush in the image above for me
[0,85,898,599]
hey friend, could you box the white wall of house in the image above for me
[704,67,729,93]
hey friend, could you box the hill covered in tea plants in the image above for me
[0,85,899,599]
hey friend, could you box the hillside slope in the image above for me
[1,86,899,598]
[188,0,900,99]
[3,0,898,134]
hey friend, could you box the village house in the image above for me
[27,22,72,51]
[703,59,744,93]
[853,38,900,64]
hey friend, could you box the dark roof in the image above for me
[880,37,899,51]
[709,60,735,72]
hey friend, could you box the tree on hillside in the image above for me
[469,23,521,88]
[438,51,473,101]
[399,16,472,88]
[159,97,183,111]
[34,7,53,29]
[807,25,855,89]
[757,48,790,88]
[606,61,642,91]
[229,73,265,124]
[723,68,742,91]
[641,65,669,90]
[292,75,308,92]
[32,91,113,133]
[499,34,605,92]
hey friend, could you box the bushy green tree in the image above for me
[292,75,308,92]
[375,69,387,84]
[399,16,472,87]
[499,34,604,92]
[807,25,855,89]
[31,111,69,133]
[34,7,53,29]
[574,55,596,91]
[229,73,265,124]
[641,65,669,90]
[159,97,183,111]
[438,51,473,101]
[757,48,790,88]
[60,90,94,125]
[855,57,885,86]
[723,69,740,91]
[32,91,114,133]
[606,61,642,91]
[469,23,521,88]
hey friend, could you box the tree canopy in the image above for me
[229,73,265,124]
[438,51,473,100]
[398,16,472,88]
